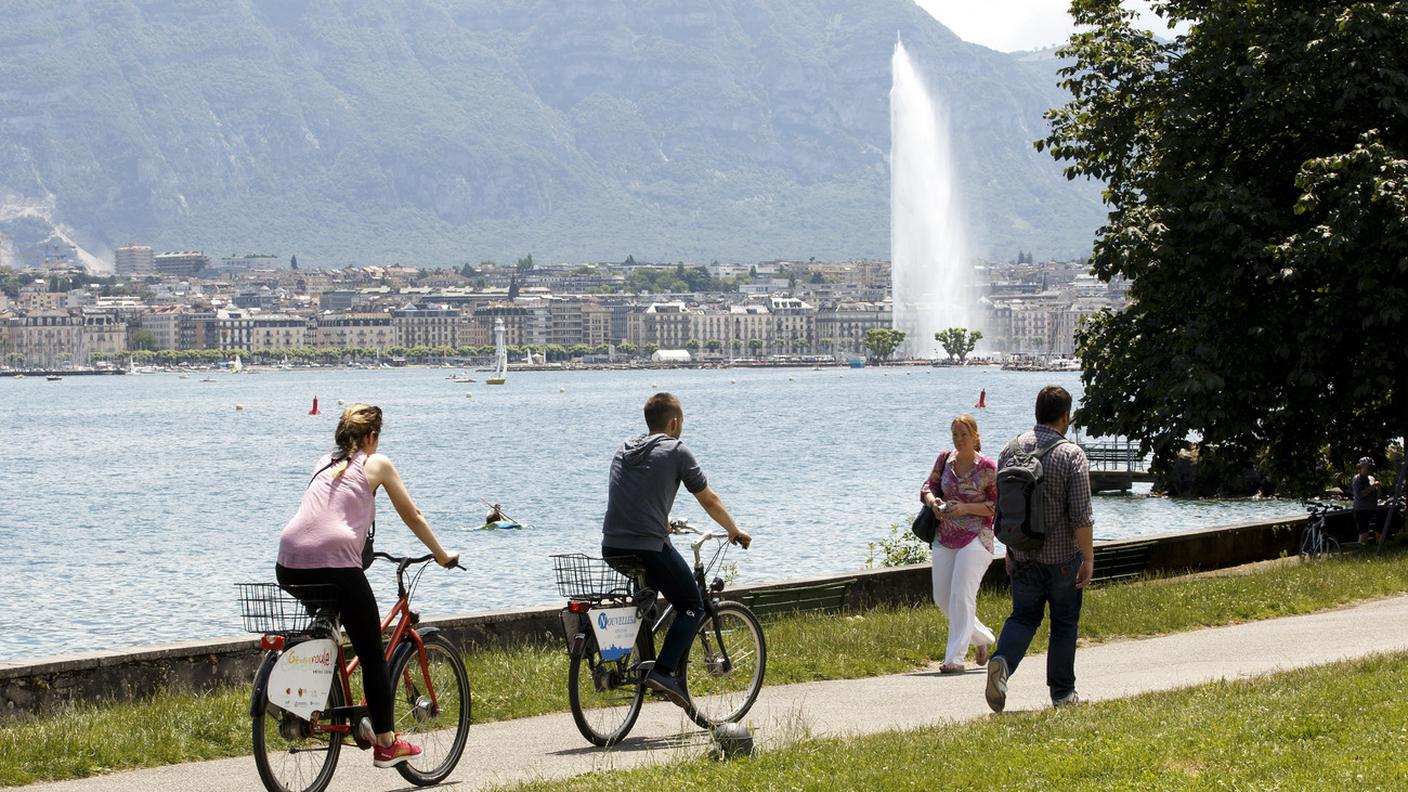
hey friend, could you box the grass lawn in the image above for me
[5,549,1408,786]
[502,651,1408,791]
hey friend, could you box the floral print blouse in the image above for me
[920,452,998,552]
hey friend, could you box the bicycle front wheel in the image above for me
[683,601,767,728]
[388,631,472,786]
[568,638,646,747]
[252,654,345,792]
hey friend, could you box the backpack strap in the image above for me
[1033,438,1070,460]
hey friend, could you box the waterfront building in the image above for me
[115,243,155,276]
[154,251,211,278]
[80,309,128,360]
[217,310,308,352]
[767,296,817,354]
[391,304,458,349]
[12,310,78,368]
[628,302,692,350]
[140,305,187,350]
[313,312,393,350]
[465,302,550,347]
[814,300,893,355]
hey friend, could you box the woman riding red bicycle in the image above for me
[276,402,459,768]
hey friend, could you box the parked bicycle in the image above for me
[238,552,470,792]
[1300,501,1342,558]
[551,519,766,747]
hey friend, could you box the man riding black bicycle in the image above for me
[601,392,751,708]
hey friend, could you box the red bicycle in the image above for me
[238,552,470,792]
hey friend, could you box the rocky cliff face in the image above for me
[0,0,1104,266]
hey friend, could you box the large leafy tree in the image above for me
[1040,0,1408,494]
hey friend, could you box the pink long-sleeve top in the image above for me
[920,451,998,552]
[278,452,375,569]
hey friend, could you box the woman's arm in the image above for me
[365,454,458,567]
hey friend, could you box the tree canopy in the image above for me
[1040,0,1408,494]
[935,327,983,363]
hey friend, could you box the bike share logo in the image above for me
[598,611,633,629]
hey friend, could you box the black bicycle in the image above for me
[551,520,766,747]
[1300,501,1342,558]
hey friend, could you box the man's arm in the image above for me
[692,485,751,548]
[1069,450,1095,588]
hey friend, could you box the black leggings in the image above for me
[276,564,393,734]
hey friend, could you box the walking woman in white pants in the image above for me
[920,415,998,673]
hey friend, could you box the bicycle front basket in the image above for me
[550,553,633,600]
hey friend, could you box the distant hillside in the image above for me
[0,0,1104,267]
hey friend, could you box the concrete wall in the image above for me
[0,515,1307,719]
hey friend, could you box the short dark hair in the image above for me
[1035,385,1072,425]
[644,392,684,432]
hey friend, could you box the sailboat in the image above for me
[232,354,244,374]
[486,318,508,385]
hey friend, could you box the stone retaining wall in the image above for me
[0,515,1306,718]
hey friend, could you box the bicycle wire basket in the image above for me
[550,553,634,600]
[237,582,339,635]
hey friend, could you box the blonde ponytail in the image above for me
[332,403,383,478]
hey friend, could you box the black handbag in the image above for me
[911,450,951,545]
[911,507,937,544]
[307,454,376,570]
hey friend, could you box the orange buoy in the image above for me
[309,396,320,415]
[975,388,987,409]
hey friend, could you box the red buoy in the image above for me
[309,396,320,415]
[975,388,987,409]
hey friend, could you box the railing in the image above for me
[1079,439,1145,472]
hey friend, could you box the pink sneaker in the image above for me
[373,737,422,768]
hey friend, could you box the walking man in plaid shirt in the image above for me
[986,385,1094,712]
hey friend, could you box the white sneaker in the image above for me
[985,656,1009,712]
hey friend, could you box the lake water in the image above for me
[0,366,1299,661]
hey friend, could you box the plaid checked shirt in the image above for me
[999,425,1094,565]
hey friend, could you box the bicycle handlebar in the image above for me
[372,551,466,571]
[669,518,744,548]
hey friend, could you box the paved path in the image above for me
[20,595,1408,792]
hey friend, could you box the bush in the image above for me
[865,521,929,568]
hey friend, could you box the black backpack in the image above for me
[993,437,1069,552]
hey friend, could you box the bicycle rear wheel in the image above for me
[568,637,646,747]
[683,601,767,728]
[252,655,345,792]
[388,631,472,786]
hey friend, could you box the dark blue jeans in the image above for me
[601,542,705,676]
[993,556,1083,703]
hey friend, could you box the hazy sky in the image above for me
[916,1,1184,52]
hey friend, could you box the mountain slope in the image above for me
[0,0,1104,267]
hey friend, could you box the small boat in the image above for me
[178,373,189,380]
[848,356,866,369]
[46,375,63,381]
[199,377,216,383]
[449,374,476,383]
[479,519,524,531]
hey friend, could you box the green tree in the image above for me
[747,338,764,355]
[705,339,722,354]
[864,328,906,362]
[515,254,535,273]
[1039,0,1408,494]
[685,338,700,351]
[934,327,983,364]
[130,329,158,351]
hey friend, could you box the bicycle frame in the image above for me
[270,556,441,740]
[568,524,734,674]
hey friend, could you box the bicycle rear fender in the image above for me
[249,650,281,719]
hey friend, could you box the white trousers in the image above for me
[931,537,996,665]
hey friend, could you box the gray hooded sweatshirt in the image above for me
[602,433,708,551]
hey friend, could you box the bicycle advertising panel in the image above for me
[588,606,639,661]
[267,638,339,719]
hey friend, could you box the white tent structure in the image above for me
[650,349,692,364]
